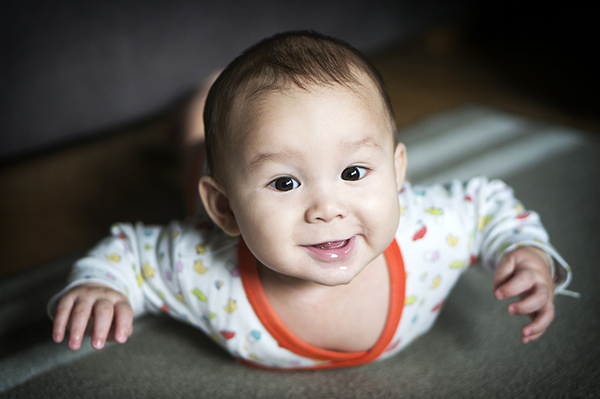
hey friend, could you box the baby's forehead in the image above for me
[234,76,389,130]
[231,84,390,151]
[212,76,395,180]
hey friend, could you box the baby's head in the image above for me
[199,31,406,286]
[203,30,397,181]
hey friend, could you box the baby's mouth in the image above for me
[312,240,349,250]
[305,236,356,261]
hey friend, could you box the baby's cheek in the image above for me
[366,194,399,238]
[385,204,401,239]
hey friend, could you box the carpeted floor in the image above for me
[1,106,599,398]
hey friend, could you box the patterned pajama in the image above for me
[49,177,571,369]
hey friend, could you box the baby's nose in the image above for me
[305,193,348,223]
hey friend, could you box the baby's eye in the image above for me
[341,166,368,181]
[268,176,300,191]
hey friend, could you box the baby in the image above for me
[49,31,571,369]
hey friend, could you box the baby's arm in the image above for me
[49,221,215,351]
[48,223,160,350]
[52,283,133,350]
[456,177,571,342]
[493,246,555,343]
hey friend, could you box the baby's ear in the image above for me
[394,142,407,191]
[198,176,241,236]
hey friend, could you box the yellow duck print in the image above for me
[105,253,120,262]
[143,262,156,278]
[175,293,185,304]
[136,273,144,287]
[478,215,494,231]
[194,259,208,274]
[224,298,237,313]
[425,207,443,216]
[191,288,207,302]
[195,243,206,254]
[431,275,442,289]
[446,234,459,246]
[449,260,468,269]
[405,296,417,306]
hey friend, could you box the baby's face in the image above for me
[221,81,405,287]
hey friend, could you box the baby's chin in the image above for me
[260,263,360,289]
[302,253,385,287]
[310,274,356,288]
[303,265,366,288]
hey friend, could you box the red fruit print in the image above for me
[385,339,401,352]
[470,254,478,265]
[432,299,445,312]
[118,233,127,240]
[220,330,236,340]
[161,304,170,313]
[465,195,472,202]
[516,212,531,219]
[413,225,427,241]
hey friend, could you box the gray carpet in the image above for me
[1,106,599,398]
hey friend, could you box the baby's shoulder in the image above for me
[399,180,471,217]
[395,180,485,248]
[154,221,241,286]
[166,220,238,258]
[109,219,238,262]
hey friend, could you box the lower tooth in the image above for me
[319,240,346,249]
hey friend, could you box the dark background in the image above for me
[2,0,468,160]
[3,0,596,161]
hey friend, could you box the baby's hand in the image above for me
[493,247,555,344]
[52,283,133,350]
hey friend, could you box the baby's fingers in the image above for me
[495,268,534,300]
[67,299,94,350]
[52,296,76,343]
[522,302,555,344]
[508,284,551,316]
[493,256,516,295]
[91,300,115,350]
[113,301,134,344]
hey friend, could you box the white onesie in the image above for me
[49,177,571,369]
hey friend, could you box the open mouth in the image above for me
[312,240,349,250]
[305,236,356,261]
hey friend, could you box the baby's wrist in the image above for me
[522,246,556,280]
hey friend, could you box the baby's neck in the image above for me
[259,254,390,352]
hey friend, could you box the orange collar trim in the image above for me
[239,239,405,369]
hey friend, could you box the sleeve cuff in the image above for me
[496,241,574,296]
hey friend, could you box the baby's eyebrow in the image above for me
[342,135,383,152]
[246,149,300,170]
[246,135,383,170]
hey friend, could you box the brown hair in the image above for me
[203,30,396,177]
